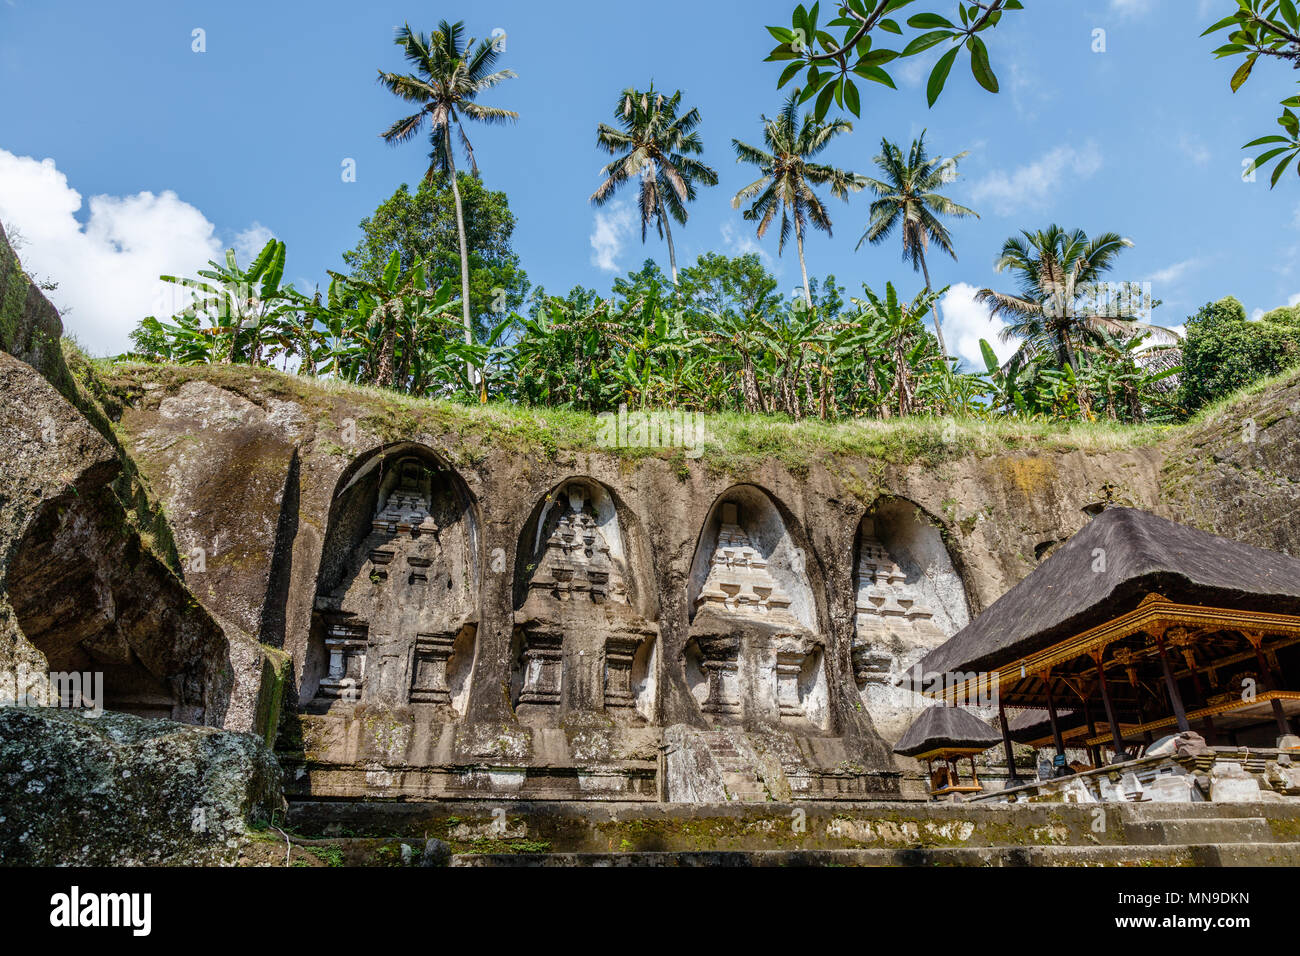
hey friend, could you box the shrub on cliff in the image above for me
[1178,296,1300,413]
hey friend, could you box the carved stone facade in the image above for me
[513,481,657,727]
[851,535,945,685]
[285,464,961,804]
[309,455,477,715]
[687,498,828,732]
[850,506,971,744]
[694,504,795,618]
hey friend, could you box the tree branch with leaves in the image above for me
[764,0,1025,119]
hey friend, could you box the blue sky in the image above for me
[1,0,1298,365]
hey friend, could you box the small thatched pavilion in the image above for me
[894,704,1004,797]
[905,508,1300,775]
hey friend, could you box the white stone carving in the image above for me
[694,503,794,619]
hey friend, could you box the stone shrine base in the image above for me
[280,712,907,803]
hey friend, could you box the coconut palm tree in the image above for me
[976,225,1178,374]
[377,20,518,374]
[857,133,978,359]
[591,84,718,285]
[731,93,859,309]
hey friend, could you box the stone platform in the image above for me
[277,798,1300,867]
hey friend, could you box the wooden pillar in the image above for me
[1154,634,1191,733]
[1246,631,1292,737]
[1092,648,1127,761]
[1179,647,1217,744]
[998,697,1021,784]
[1083,696,1101,768]
[1043,670,1067,773]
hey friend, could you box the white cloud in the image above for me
[720,221,776,270]
[589,201,635,273]
[233,222,275,264]
[1292,202,1300,230]
[1290,293,1300,307]
[969,142,1103,216]
[1177,134,1211,168]
[1144,258,1200,286]
[1110,0,1153,16]
[0,148,263,356]
[939,282,1015,369]
[1007,61,1054,120]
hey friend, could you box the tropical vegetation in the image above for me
[123,9,1300,434]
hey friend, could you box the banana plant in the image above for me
[852,282,943,417]
[325,251,463,391]
[979,338,1030,416]
[159,239,298,366]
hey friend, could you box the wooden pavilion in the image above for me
[906,508,1300,777]
[894,704,1004,797]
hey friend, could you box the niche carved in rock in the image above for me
[309,451,478,716]
[512,480,657,727]
[685,490,828,731]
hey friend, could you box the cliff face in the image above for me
[0,223,273,734]
[1160,375,1300,558]
[90,361,1300,776]
[76,363,1169,796]
[3,217,1299,808]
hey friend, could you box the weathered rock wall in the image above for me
[0,224,276,733]
[1160,374,1300,557]
[97,363,1300,778]
[103,363,1286,798]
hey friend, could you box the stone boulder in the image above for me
[0,708,283,865]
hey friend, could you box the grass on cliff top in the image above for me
[1181,363,1300,429]
[92,357,1180,474]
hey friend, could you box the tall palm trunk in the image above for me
[795,221,813,310]
[659,202,679,285]
[919,252,948,357]
[443,138,476,389]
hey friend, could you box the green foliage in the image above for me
[512,254,966,420]
[764,1,1027,120]
[340,175,529,340]
[131,239,309,368]
[319,251,510,395]
[1204,0,1300,186]
[1178,295,1300,411]
[129,241,506,401]
[677,252,781,320]
[972,225,1182,422]
[858,132,978,354]
[377,19,520,355]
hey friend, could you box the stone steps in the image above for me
[1123,816,1273,847]
[692,731,769,803]
[451,842,1300,867]
[284,798,1300,866]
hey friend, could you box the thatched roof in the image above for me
[893,704,1003,757]
[1006,707,1087,744]
[1007,708,1068,733]
[906,508,1300,689]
